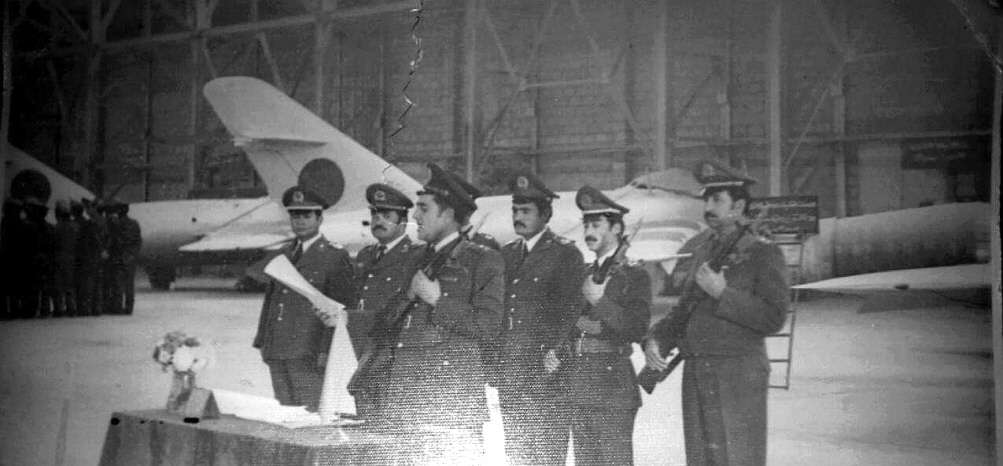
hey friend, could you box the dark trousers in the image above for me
[265,358,323,412]
[118,261,136,314]
[103,260,122,314]
[53,258,76,316]
[682,355,770,466]
[498,383,570,466]
[76,260,99,316]
[570,405,637,466]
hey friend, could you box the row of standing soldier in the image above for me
[1,197,141,319]
[255,159,788,466]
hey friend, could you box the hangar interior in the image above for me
[3,0,998,218]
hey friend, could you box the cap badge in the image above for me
[293,191,305,203]
[700,163,716,178]
[374,190,387,202]
[516,176,530,189]
[581,194,593,207]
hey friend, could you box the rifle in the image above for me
[348,228,474,397]
[637,223,750,394]
[552,220,641,368]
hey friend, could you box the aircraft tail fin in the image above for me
[202,76,421,212]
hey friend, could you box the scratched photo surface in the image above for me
[1,0,998,465]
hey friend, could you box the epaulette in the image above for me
[553,235,575,246]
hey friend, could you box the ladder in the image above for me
[767,233,805,390]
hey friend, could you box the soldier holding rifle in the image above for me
[545,186,650,466]
[643,161,789,466]
[378,163,503,459]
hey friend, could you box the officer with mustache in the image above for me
[349,183,420,418]
[497,172,584,466]
[546,185,651,466]
[643,160,789,466]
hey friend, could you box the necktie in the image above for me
[291,241,304,264]
[375,244,387,262]
[515,241,529,269]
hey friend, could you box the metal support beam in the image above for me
[463,0,479,181]
[991,24,1002,466]
[767,0,783,196]
[1,0,12,207]
[312,0,329,115]
[21,1,411,57]
[653,0,670,170]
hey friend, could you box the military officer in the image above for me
[52,200,79,317]
[445,171,501,250]
[643,160,789,466]
[114,202,142,315]
[253,186,357,412]
[547,185,650,466]
[497,172,584,466]
[378,163,503,463]
[348,183,420,418]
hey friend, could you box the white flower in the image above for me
[172,346,195,372]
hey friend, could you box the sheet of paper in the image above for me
[262,254,357,423]
[263,254,345,312]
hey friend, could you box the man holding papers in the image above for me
[253,186,356,412]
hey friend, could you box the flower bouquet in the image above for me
[153,331,212,413]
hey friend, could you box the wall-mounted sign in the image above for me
[901,136,988,169]
[748,196,820,235]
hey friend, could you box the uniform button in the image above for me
[443,292,449,297]
[512,278,520,284]
[442,360,450,366]
[533,277,539,282]
[510,294,516,298]
[509,308,515,312]
[386,277,391,281]
[397,342,403,348]
[363,286,369,291]
[368,274,374,278]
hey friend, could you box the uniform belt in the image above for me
[573,337,629,356]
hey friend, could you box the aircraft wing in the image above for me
[793,263,990,293]
[793,264,991,313]
[178,201,292,252]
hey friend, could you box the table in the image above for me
[97,410,479,466]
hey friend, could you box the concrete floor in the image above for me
[0,276,994,466]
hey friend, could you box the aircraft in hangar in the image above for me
[182,76,708,277]
[3,76,709,290]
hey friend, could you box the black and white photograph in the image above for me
[0,0,999,465]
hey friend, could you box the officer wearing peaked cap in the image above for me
[497,171,584,466]
[548,184,650,466]
[644,160,788,466]
[254,185,356,412]
[347,183,421,419]
[445,171,501,251]
[375,162,503,458]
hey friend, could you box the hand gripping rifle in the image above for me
[347,235,466,398]
[637,223,750,394]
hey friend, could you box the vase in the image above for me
[166,371,196,413]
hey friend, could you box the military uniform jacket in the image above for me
[498,229,585,388]
[350,236,421,357]
[650,228,789,357]
[254,237,356,361]
[380,237,504,428]
[564,259,650,411]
